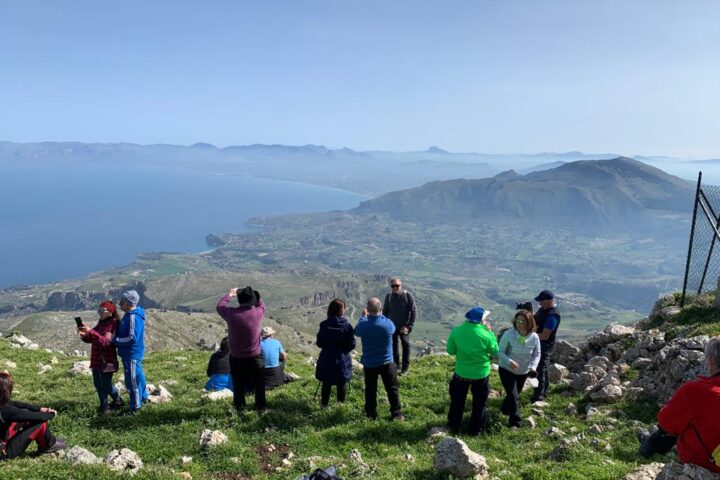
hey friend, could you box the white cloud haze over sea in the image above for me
[1,0,719,157]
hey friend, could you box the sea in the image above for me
[0,163,368,288]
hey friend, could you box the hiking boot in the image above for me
[636,428,654,458]
[38,437,67,455]
[98,405,112,415]
[109,397,124,410]
[391,413,406,422]
[399,369,409,376]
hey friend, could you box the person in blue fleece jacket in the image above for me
[113,290,148,413]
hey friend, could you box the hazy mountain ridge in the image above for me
[354,157,694,233]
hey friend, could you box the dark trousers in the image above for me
[447,374,489,434]
[3,421,53,459]
[499,367,528,426]
[92,369,120,408]
[320,381,348,406]
[533,343,554,400]
[363,363,402,418]
[639,426,678,458]
[229,355,266,411]
[392,332,411,371]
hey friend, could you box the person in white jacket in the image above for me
[498,310,541,427]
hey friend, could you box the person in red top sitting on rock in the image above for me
[638,335,720,473]
[78,300,124,414]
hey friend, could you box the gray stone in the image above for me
[433,437,489,479]
[590,384,624,403]
[104,448,144,474]
[548,363,569,384]
[68,361,92,376]
[199,429,228,448]
[64,445,100,465]
[571,372,598,392]
[657,461,720,480]
[203,389,234,401]
[146,384,173,404]
[632,357,653,369]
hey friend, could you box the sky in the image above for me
[1,1,719,157]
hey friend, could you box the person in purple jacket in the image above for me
[216,286,267,413]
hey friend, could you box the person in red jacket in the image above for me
[0,372,67,460]
[638,335,720,473]
[78,300,124,414]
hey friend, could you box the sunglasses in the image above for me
[391,284,401,288]
[98,308,109,314]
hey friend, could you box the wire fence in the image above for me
[681,172,720,306]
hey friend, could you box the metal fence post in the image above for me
[681,172,703,308]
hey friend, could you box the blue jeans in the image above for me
[205,374,234,391]
[92,369,120,408]
[122,358,148,411]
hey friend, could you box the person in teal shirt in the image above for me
[446,306,499,435]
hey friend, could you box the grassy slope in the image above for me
[0,339,667,480]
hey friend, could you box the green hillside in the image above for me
[0,338,665,480]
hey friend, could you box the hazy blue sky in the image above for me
[1,1,719,156]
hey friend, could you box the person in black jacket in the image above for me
[0,372,67,460]
[531,289,561,403]
[382,278,417,375]
[205,337,234,391]
[315,299,356,408]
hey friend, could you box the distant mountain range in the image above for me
[354,157,694,234]
[0,141,710,196]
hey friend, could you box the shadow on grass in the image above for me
[323,420,429,446]
[87,404,206,431]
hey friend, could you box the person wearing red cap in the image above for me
[78,301,124,414]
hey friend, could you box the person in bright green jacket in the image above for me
[446,306,499,435]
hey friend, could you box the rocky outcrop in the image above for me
[554,309,708,404]
[46,282,160,311]
[299,291,335,307]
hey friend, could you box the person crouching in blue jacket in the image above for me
[113,290,148,414]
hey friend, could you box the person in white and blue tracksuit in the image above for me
[113,290,148,413]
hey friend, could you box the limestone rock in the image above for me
[199,429,228,448]
[69,361,92,376]
[181,455,193,465]
[623,462,665,479]
[590,384,624,403]
[3,360,16,369]
[571,372,598,392]
[433,437,489,479]
[632,357,653,369]
[64,445,100,465]
[38,364,52,374]
[548,363,569,384]
[203,389,234,401]
[146,384,173,404]
[104,448,143,474]
[657,461,720,480]
[427,426,449,439]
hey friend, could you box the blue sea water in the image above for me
[0,164,368,288]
